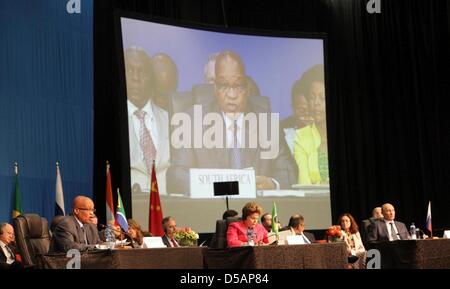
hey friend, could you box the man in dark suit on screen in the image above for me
[49,196,100,253]
[367,203,410,242]
[167,50,296,194]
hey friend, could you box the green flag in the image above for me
[271,202,278,235]
[12,164,22,219]
[115,189,129,232]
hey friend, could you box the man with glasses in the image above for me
[49,196,100,253]
[167,50,296,194]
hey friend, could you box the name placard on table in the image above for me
[189,168,256,198]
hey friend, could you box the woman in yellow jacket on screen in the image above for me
[294,121,322,184]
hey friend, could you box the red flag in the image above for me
[149,162,164,236]
[105,162,115,225]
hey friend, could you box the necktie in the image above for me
[80,227,88,245]
[171,237,179,247]
[230,120,241,169]
[390,222,399,240]
[134,110,157,174]
[301,234,311,244]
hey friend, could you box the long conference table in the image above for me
[38,239,450,269]
[37,243,348,269]
[367,239,450,269]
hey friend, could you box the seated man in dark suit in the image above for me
[367,203,410,242]
[161,216,179,248]
[0,223,23,269]
[360,206,383,245]
[152,53,178,111]
[167,50,297,194]
[285,214,316,243]
[49,196,100,253]
[222,209,238,220]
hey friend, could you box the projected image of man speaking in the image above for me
[167,50,297,195]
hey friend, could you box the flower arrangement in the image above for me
[325,225,344,243]
[174,227,199,246]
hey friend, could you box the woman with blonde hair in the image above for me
[127,219,145,247]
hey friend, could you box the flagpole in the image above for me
[55,160,66,216]
[117,188,124,242]
[430,201,433,238]
[12,162,22,219]
[106,160,115,225]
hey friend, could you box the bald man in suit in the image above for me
[0,223,23,269]
[367,203,410,242]
[49,196,100,253]
[167,50,296,194]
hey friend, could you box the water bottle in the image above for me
[247,227,255,246]
[105,224,116,249]
[410,223,417,240]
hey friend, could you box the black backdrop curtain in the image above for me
[94,0,450,233]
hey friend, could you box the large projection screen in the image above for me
[119,15,331,233]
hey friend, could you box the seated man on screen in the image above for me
[125,47,170,195]
[152,53,178,111]
[161,216,180,248]
[167,50,296,194]
[367,203,410,242]
[49,196,100,253]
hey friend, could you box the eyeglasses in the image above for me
[216,81,247,95]
[76,208,96,213]
[125,67,151,79]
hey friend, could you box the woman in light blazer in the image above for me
[338,213,366,269]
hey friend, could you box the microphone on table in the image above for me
[98,224,135,248]
[121,228,136,248]
[416,228,428,239]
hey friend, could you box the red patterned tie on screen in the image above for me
[135,110,157,174]
[171,237,179,247]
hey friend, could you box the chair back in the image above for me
[50,215,65,234]
[211,217,241,249]
[13,214,51,266]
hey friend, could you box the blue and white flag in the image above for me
[55,162,65,216]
